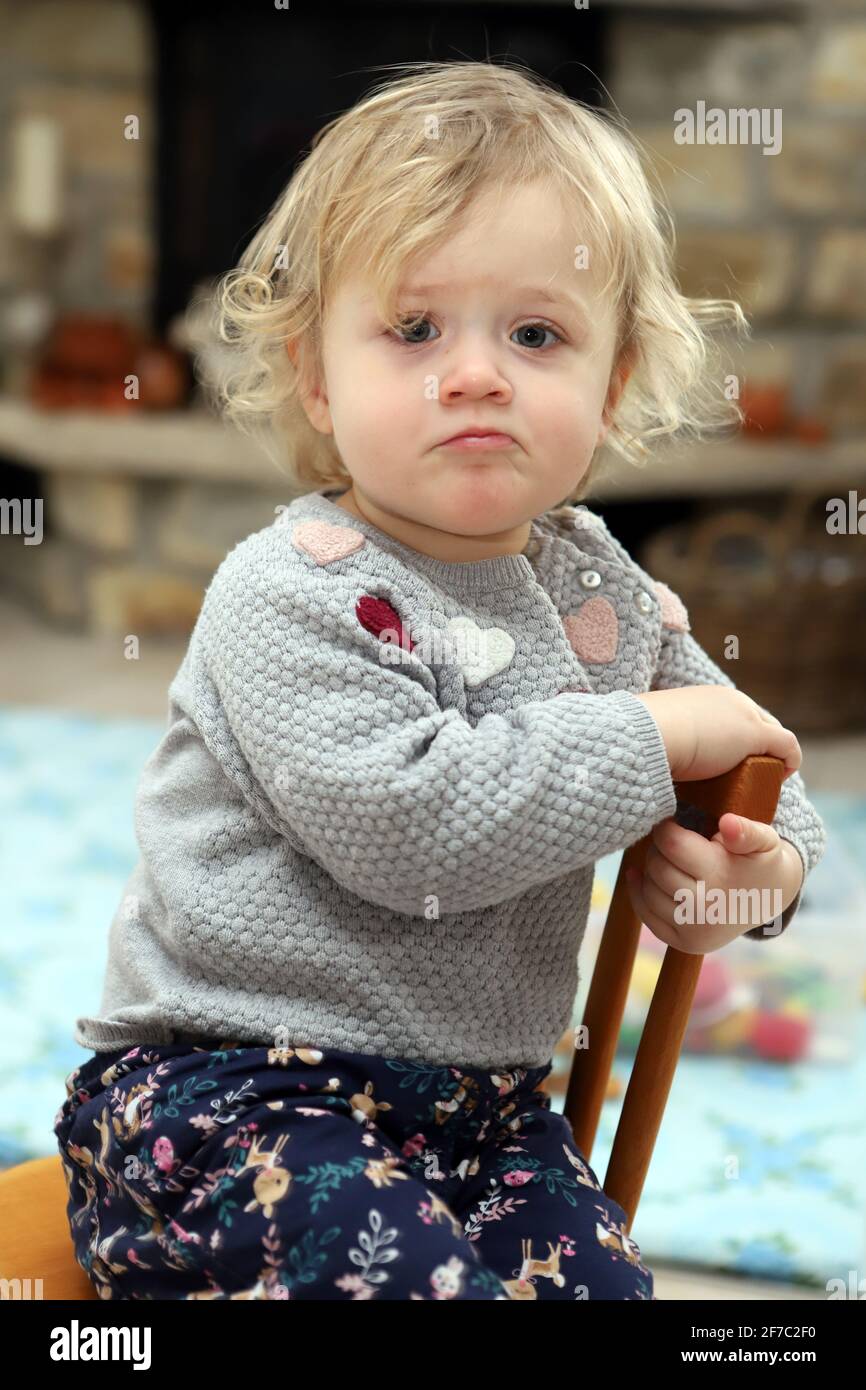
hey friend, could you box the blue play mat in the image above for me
[1,705,864,1289]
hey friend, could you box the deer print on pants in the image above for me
[55,1039,655,1300]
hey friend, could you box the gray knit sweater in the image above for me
[74,489,827,1068]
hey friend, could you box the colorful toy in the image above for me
[620,937,814,1063]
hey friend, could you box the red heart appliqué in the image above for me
[356,595,415,652]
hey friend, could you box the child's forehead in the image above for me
[342,184,608,291]
[347,263,617,325]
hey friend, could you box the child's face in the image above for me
[299,179,630,538]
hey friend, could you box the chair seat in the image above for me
[0,1155,97,1299]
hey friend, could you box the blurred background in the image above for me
[0,0,864,1300]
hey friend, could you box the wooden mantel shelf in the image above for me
[590,435,866,502]
[0,395,863,500]
[0,396,280,485]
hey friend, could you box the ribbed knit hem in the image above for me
[74,1018,174,1051]
[605,688,677,823]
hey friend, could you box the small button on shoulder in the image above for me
[634,588,654,614]
[578,569,602,590]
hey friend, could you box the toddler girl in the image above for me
[55,59,826,1301]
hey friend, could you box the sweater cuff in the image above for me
[607,689,678,825]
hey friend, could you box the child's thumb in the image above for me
[713,813,776,855]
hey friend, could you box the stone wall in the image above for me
[608,3,866,431]
[0,0,153,325]
[36,473,298,634]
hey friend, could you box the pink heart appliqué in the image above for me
[562,597,619,664]
[652,580,690,633]
[291,520,365,566]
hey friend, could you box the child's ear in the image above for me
[596,351,634,448]
[286,338,333,436]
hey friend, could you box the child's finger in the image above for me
[625,866,678,948]
[643,842,700,902]
[651,818,725,880]
[715,813,779,856]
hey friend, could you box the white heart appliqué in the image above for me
[446,615,516,688]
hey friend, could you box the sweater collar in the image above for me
[288,489,542,594]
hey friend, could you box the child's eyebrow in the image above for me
[394,281,592,332]
[403,280,573,307]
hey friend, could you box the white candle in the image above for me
[10,114,63,236]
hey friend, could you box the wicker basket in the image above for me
[641,488,866,735]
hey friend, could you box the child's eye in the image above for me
[386,317,564,350]
[389,316,440,346]
[511,321,563,351]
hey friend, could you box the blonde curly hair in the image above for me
[199,57,749,501]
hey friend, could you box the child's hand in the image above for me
[633,686,802,782]
[624,813,805,954]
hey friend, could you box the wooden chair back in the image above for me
[564,754,785,1231]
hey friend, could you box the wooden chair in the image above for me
[564,753,784,1232]
[0,1151,97,1299]
[0,754,783,1299]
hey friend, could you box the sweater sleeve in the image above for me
[651,612,827,940]
[191,543,678,917]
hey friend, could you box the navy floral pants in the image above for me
[53,1039,655,1301]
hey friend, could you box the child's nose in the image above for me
[437,349,513,401]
